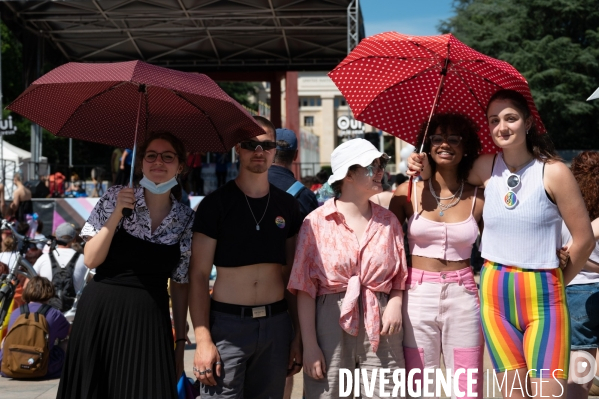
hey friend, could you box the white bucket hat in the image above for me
[328,138,387,185]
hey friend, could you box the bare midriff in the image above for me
[212,263,285,306]
[411,255,471,272]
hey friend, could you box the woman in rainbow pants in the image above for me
[410,89,595,398]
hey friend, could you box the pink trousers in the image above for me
[402,267,484,399]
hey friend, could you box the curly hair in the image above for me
[486,89,560,163]
[414,113,481,183]
[571,151,599,221]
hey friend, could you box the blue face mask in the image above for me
[139,174,178,195]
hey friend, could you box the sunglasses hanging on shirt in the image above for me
[503,173,521,209]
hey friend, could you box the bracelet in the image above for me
[175,338,186,344]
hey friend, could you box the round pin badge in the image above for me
[504,191,518,209]
[275,216,286,229]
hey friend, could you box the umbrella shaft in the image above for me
[419,72,447,153]
[129,93,144,187]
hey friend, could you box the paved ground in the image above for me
[1,307,597,398]
[1,324,585,399]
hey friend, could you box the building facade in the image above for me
[283,71,410,172]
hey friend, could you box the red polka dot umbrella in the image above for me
[7,60,264,155]
[329,32,545,155]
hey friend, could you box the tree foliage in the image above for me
[217,82,259,111]
[439,0,599,149]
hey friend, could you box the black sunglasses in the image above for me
[429,134,462,147]
[239,141,277,151]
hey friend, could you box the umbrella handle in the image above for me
[122,87,144,218]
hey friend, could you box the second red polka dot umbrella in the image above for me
[329,31,545,199]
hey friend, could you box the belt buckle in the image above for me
[252,306,267,318]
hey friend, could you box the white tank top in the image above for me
[481,153,561,269]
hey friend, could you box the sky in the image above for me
[360,0,455,37]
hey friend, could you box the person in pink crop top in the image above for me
[289,138,407,398]
[390,113,485,398]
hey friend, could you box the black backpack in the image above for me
[48,251,80,312]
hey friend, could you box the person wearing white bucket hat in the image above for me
[288,138,407,398]
[326,138,387,185]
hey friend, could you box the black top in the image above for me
[193,179,302,267]
[268,165,318,220]
[94,228,180,291]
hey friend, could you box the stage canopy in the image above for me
[1,0,364,72]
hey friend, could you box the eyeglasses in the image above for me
[504,173,521,208]
[429,134,462,147]
[364,156,389,177]
[144,151,177,163]
[239,141,277,152]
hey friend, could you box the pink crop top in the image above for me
[407,182,479,261]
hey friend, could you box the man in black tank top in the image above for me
[189,116,303,399]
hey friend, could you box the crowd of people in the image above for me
[0,88,597,399]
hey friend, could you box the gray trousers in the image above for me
[201,310,293,399]
[304,291,405,399]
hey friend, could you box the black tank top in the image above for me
[94,228,181,291]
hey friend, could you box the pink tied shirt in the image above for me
[288,199,407,352]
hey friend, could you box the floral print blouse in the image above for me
[81,185,195,283]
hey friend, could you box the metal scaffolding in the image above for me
[347,0,360,53]
[1,0,365,72]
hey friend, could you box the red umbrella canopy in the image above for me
[329,32,546,153]
[7,60,264,152]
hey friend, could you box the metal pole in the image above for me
[347,0,359,53]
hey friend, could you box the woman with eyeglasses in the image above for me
[57,131,195,399]
[288,138,408,398]
[389,113,485,398]
[408,89,595,399]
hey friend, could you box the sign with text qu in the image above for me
[0,116,17,135]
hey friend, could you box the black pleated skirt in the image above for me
[56,280,177,399]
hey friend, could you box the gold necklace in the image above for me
[504,156,534,172]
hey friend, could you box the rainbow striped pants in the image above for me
[480,261,570,379]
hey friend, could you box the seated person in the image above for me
[0,276,70,379]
